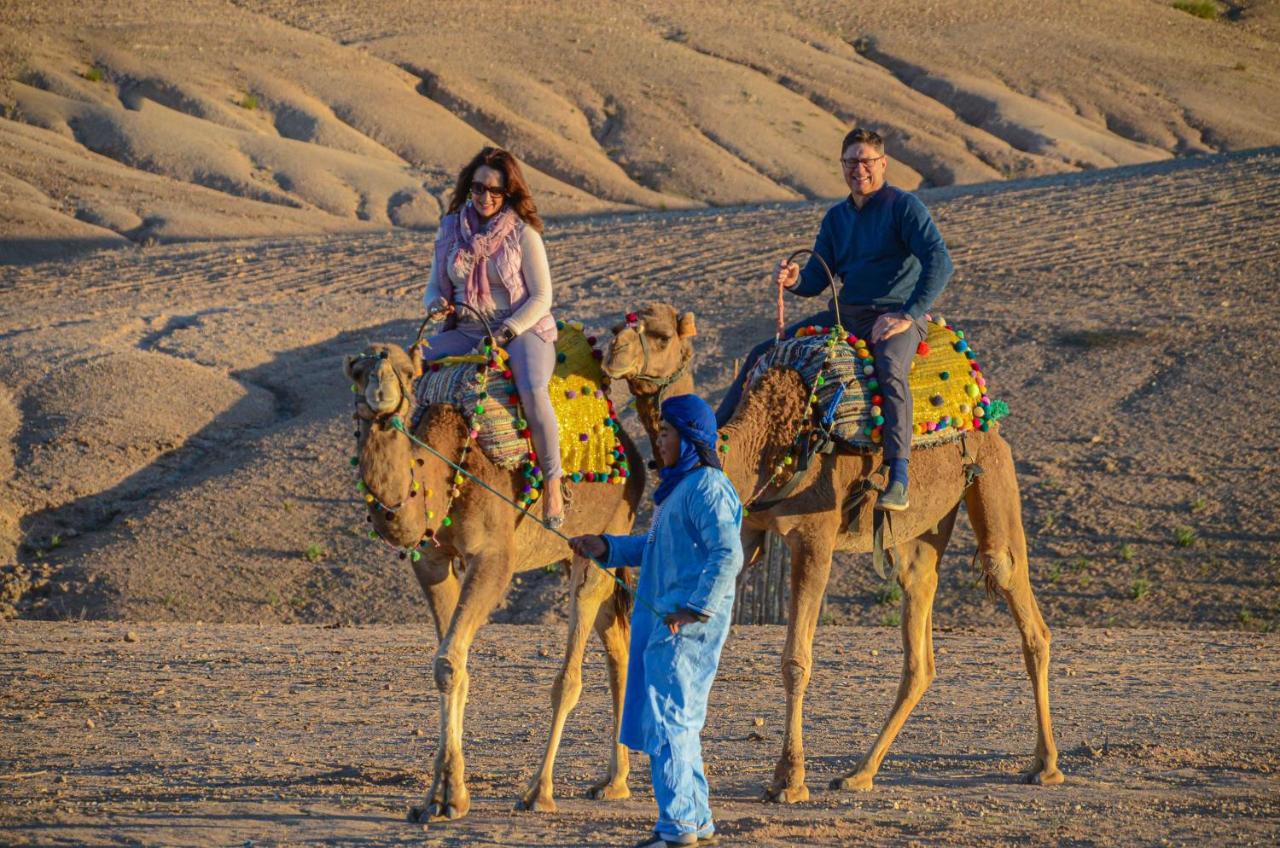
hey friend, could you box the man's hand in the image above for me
[426,296,455,319]
[870,312,913,344]
[774,260,800,290]
[664,609,702,635]
[568,534,607,560]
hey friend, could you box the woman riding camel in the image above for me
[420,147,565,527]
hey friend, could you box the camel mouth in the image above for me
[601,358,639,379]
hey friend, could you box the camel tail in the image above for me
[612,567,635,622]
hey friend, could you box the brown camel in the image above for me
[602,302,1063,801]
[344,342,645,819]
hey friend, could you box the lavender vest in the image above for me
[434,213,558,343]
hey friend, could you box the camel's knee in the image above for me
[1022,620,1051,658]
[433,654,460,694]
[977,548,1016,592]
[781,656,811,694]
[551,667,584,706]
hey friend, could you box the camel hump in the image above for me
[746,317,1008,451]
[414,321,633,485]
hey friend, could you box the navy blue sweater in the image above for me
[792,185,953,320]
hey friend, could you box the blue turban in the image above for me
[653,394,722,505]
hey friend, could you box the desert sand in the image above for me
[3,2,1280,846]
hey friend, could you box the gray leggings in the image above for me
[424,325,563,481]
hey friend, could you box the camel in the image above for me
[601,302,1063,802]
[343,342,645,820]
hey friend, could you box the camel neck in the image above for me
[715,368,811,501]
[628,371,695,467]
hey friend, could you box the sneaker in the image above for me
[876,479,909,511]
[630,832,697,848]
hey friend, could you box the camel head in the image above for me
[602,303,697,387]
[344,342,422,419]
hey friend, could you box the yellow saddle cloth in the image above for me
[413,322,630,483]
[747,316,1007,450]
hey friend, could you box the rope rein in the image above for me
[387,414,663,619]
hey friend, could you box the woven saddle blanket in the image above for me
[745,316,1008,450]
[412,322,628,481]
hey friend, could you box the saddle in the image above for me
[745,315,1008,451]
[412,321,630,484]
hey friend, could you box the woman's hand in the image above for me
[774,259,800,289]
[426,296,455,319]
[569,534,607,560]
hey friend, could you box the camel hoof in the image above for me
[586,780,631,801]
[426,802,464,822]
[829,773,874,792]
[1022,765,1065,786]
[407,805,426,823]
[762,783,809,804]
[514,793,557,813]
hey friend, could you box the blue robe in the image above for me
[602,465,744,757]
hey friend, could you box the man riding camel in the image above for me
[715,127,954,511]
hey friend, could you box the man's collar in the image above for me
[847,182,891,211]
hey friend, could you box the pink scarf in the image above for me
[450,203,520,314]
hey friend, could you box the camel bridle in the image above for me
[612,320,693,404]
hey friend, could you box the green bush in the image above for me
[1130,578,1151,601]
[240,93,259,110]
[83,66,104,82]
[1173,1,1218,20]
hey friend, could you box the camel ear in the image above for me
[343,354,361,382]
[677,312,697,338]
[407,345,424,379]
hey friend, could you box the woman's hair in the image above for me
[446,147,544,233]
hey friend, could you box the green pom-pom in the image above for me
[987,399,1010,422]
[368,530,378,540]
[410,550,422,562]
[349,457,358,466]
[475,403,485,414]
[356,481,366,492]
[442,516,453,527]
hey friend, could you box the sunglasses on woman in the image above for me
[470,181,506,199]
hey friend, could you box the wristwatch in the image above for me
[496,325,516,345]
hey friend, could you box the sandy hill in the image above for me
[2,147,1277,632]
[2,0,1279,261]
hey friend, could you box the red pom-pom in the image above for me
[916,341,930,356]
[872,394,883,405]
[592,349,603,359]
[626,312,638,322]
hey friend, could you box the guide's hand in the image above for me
[569,534,607,560]
[664,609,701,634]
[774,260,800,289]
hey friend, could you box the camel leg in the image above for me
[585,577,632,802]
[967,442,1063,785]
[410,556,460,641]
[764,520,838,804]
[411,548,513,823]
[832,506,956,792]
[516,555,617,811]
